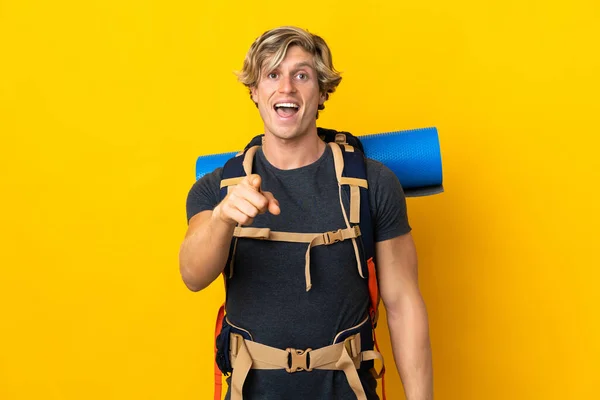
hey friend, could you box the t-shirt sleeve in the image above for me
[185,167,223,223]
[366,159,412,242]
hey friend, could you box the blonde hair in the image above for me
[237,26,342,114]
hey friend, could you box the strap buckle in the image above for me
[285,348,313,373]
[343,334,362,369]
[344,337,359,358]
[323,229,343,245]
[230,333,243,357]
[323,226,361,245]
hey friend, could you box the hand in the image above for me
[214,174,280,226]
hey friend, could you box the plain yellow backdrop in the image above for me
[1,0,599,399]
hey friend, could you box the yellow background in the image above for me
[1,0,599,399]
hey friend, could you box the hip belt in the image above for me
[219,316,384,400]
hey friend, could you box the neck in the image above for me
[262,128,326,170]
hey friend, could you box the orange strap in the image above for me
[373,326,387,400]
[367,257,380,326]
[367,257,385,400]
[214,303,225,400]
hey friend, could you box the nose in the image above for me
[277,75,295,93]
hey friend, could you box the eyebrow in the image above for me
[265,61,315,75]
[292,62,315,70]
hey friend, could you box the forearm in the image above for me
[178,206,235,291]
[387,294,433,400]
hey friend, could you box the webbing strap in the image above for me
[219,145,260,192]
[233,226,361,291]
[338,171,367,225]
[339,177,368,188]
[335,348,368,400]
[228,333,383,400]
[328,143,365,279]
[230,338,253,400]
[335,133,347,144]
[220,177,244,189]
[242,146,260,176]
[233,226,360,244]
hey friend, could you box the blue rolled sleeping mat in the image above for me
[195,127,443,197]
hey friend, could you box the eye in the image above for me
[267,72,278,79]
[296,73,308,80]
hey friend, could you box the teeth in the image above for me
[275,103,299,108]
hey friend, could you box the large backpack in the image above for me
[212,128,386,400]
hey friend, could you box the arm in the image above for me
[179,174,280,292]
[376,232,433,400]
[178,209,236,292]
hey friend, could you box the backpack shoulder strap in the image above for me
[329,140,372,268]
[327,133,373,257]
[218,144,260,281]
[329,133,385,396]
[219,144,260,200]
[328,134,379,327]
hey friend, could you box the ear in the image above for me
[319,91,327,105]
[251,86,258,103]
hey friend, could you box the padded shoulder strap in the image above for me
[329,141,374,260]
[329,142,367,280]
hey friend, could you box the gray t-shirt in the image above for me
[186,145,411,399]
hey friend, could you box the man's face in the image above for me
[251,46,326,141]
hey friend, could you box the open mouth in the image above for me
[274,102,299,118]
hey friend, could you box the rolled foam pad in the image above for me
[359,127,443,197]
[195,151,238,179]
[195,127,443,197]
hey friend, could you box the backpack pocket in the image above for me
[215,317,253,375]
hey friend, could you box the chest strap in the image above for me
[232,226,361,291]
[228,332,383,400]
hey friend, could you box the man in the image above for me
[180,26,433,400]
